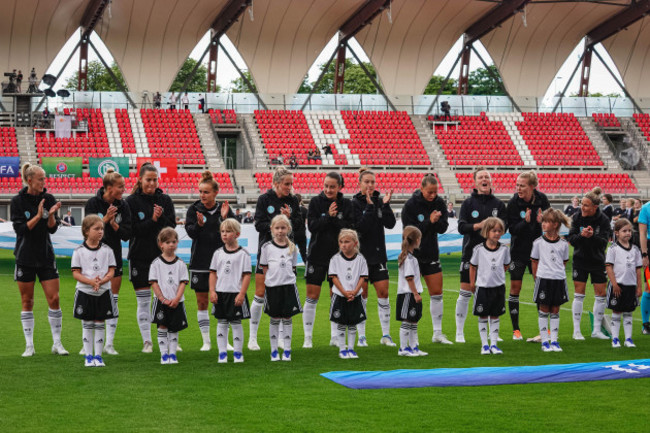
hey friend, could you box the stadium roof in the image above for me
[1,0,649,98]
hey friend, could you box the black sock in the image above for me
[508,295,520,331]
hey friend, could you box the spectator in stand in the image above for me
[307,150,315,161]
[564,196,580,217]
[169,92,177,110]
[313,148,322,161]
[62,210,75,227]
[289,153,298,169]
[613,198,627,221]
[276,154,284,166]
[235,208,243,222]
[243,211,254,224]
[198,94,206,113]
[441,101,451,121]
[602,194,614,221]
[322,144,333,156]
[153,92,162,109]
[16,70,23,93]
[447,202,456,218]
[181,93,189,110]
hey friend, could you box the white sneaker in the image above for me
[455,333,466,343]
[591,331,609,340]
[432,334,453,344]
[573,331,585,341]
[85,355,95,367]
[624,338,636,348]
[247,339,260,351]
[611,338,621,348]
[357,336,368,347]
[339,349,350,359]
[541,342,552,352]
[347,349,359,359]
[233,351,244,363]
[412,346,428,356]
[489,345,503,355]
[142,341,153,353]
[281,350,292,362]
[270,350,281,361]
[480,345,491,355]
[218,352,228,363]
[550,342,563,352]
[380,335,397,347]
[160,354,170,365]
[200,342,211,352]
[398,347,416,357]
[22,345,35,357]
[302,336,313,349]
[168,354,178,364]
[103,345,119,355]
[329,338,338,347]
[51,342,69,356]
[93,355,106,367]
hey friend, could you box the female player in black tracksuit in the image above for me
[401,174,451,345]
[125,162,176,353]
[567,187,611,341]
[12,163,67,357]
[84,168,132,355]
[352,168,396,346]
[302,172,354,348]
[455,167,507,343]
[185,170,235,351]
[505,171,550,340]
[248,166,302,350]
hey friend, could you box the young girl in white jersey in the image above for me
[209,218,252,363]
[328,229,368,359]
[396,226,427,356]
[531,208,571,352]
[470,217,510,355]
[72,215,117,367]
[606,218,643,348]
[149,228,189,365]
[259,215,301,361]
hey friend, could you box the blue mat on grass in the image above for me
[321,359,650,389]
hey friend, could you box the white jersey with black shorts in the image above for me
[470,242,510,317]
[396,253,423,322]
[259,241,301,318]
[531,236,570,306]
[605,242,642,312]
[209,246,252,321]
[148,256,189,332]
[71,242,117,321]
[328,252,368,326]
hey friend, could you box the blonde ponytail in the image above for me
[398,226,422,267]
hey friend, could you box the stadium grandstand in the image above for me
[0,0,649,223]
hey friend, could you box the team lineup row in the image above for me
[11,163,650,365]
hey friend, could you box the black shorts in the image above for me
[366,263,389,283]
[151,298,188,332]
[129,260,152,289]
[509,260,532,281]
[190,271,210,293]
[113,263,123,278]
[473,285,506,317]
[264,284,302,318]
[418,260,442,277]
[533,278,569,306]
[73,290,117,321]
[305,262,333,287]
[14,265,59,283]
[459,261,471,284]
[212,291,251,321]
[330,293,366,326]
[396,292,423,322]
[572,266,607,284]
[607,283,639,312]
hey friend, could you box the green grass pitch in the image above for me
[0,249,648,432]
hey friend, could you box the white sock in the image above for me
[282,319,292,351]
[399,322,410,350]
[302,297,318,339]
[489,318,500,347]
[136,290,152,343]
[623,312,633,340]
[550,313,560,343]
[611,312,621,340]
[216,320,228,353]
[82,320,94,356]
[157,329,168,355]
[249,296,264,341]
[21,311,34,347]
[269,318,280,352]
[572,293,585,334]
[409,323,419,348]
[330,320,338,341]
[357,297,367,339]
[456,290,472,336]
[377,297,391,336]
[348,326,357,351]
[48,308,63,344]
[197,310,210,345]
[337,324,347,351]
[593,296,606,333]
[478,318,488,347]
[431,295,443,335]
[106,294,118,346]
[94,323,105,357]
[231,320,244,353]
[168,332,178,356]
[538,312,549,344]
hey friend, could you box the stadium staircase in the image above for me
[578,117,621,169]
[487,113,536,166]
[193,112,223,171]
[126,108,150,158]
[15,126,37,165]
[241,113,272,170]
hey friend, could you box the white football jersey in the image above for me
[398,253,423,294]
[328,252,368,297]
[470,242,511,287]
[606,242,642,286]
[530,236,569,280]
[149,256,189,301]
[259,241,298,287]
[71,242,116,295]
[209,246,252,293]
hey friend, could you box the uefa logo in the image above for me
[98,160,119,176]
[56,162,67,173]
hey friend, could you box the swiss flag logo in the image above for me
[136,157,177,179]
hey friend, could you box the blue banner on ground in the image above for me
[0,157,20,177]
[321,359,650,389]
